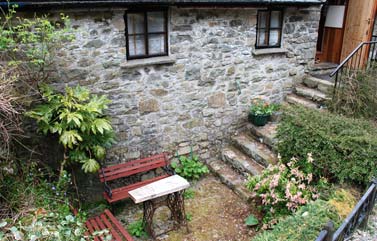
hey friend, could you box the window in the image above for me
[256,10,283,48]
[125,10,168,60]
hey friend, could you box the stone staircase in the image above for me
[206,64,339,202]
[207,122,278,202]
[286,63,336,109]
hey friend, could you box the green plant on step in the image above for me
[127,220,148,238]
[171,149,209,180]
[26,84,116,177]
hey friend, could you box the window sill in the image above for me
[120,56,176,69]
[252,48,287,56]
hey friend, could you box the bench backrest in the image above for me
[99,153,169,182]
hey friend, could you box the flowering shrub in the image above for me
[247,154,320,225]
[249,98,279,116]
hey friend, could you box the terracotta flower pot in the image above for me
[248,113,271,126]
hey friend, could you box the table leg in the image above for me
[167,191,189,233]
[143,200,156,239]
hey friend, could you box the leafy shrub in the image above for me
[329,64,377,119]
[328,188,358,219]
[277,105,377,185]
[247,154,319,224]
[0,167,111,240]
[26,85,116,175]
[127,220,147,238]
[171,153,209,180]
[253,200,341,241]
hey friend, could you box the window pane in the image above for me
[257,30,268,47]
[270,11,281,28]
[148,33,166,55]
[148,12,165,32]
[127,13,144,34]
[128,35,146,56]
[269,30,280,46]
[258,12,268,29]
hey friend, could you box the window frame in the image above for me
[125,9,169,60]
[256,9,284,49]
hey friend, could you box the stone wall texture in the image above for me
[53,6,321,164]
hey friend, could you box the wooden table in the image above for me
[129,175,190,239]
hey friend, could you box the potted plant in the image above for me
[248,99,279,126]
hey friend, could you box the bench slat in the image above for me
[101,153,167,173]
[90,219,105,241]
[104,209,134,241]
[100,213,123,241]
[85,220,101,241]
[100,158,167,182]
[103,174,170,203]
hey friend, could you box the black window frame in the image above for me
[256,9,284,49]
[125,9,168,60]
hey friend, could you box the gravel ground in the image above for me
[114,175,260,241]
[349,205,377,241]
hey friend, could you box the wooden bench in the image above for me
[99,153,173,204]
[85,209,134,241]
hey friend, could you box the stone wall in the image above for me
[52,6,321,164]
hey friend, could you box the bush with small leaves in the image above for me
[171,153,209,180]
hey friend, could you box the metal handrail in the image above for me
[330,40,377,77]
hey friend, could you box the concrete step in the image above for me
[232,133,278,167]
[294,85,330,103]
[207,159,253,202]
[245,122,277,150]
[286,93,319,109]
[222,146,264,177]
[303,76,334,94]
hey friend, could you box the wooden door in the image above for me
[316,0,347,64]
[341,0,377,62]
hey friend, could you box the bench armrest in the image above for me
[163,165,176,175]
[104,181,113,198]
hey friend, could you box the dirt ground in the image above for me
[115,175,260,241]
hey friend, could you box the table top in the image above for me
[129,175,190,204]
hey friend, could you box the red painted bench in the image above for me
[99,153,173,204]
[85,209,134,241]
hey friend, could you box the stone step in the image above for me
[303,76,334,94]
[207,159,253,202]
[245,122,277,150]
[308,62,337,76]
[222,146,264,177]
[232,133,278,167]
[286,93,319,109]
[294,85,330,103]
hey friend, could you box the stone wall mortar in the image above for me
[51,6,320,164]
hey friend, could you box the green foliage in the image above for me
[253,200,341,241]
[26,85,115,174]
[171,153,209,180]
[245,214,259,227]
[277,105,377,185]
[127,220,148,238]
[329,63,377,119]
[186,213,193,222]
[0,165,111,241]
[247,154,319,225]
[0,4,74,162]
[183,188,195,199]
[250,98,279,115]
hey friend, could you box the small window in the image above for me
[125,10,168,60]
[256,10,283,48]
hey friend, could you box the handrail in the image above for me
[330,41,377,77]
